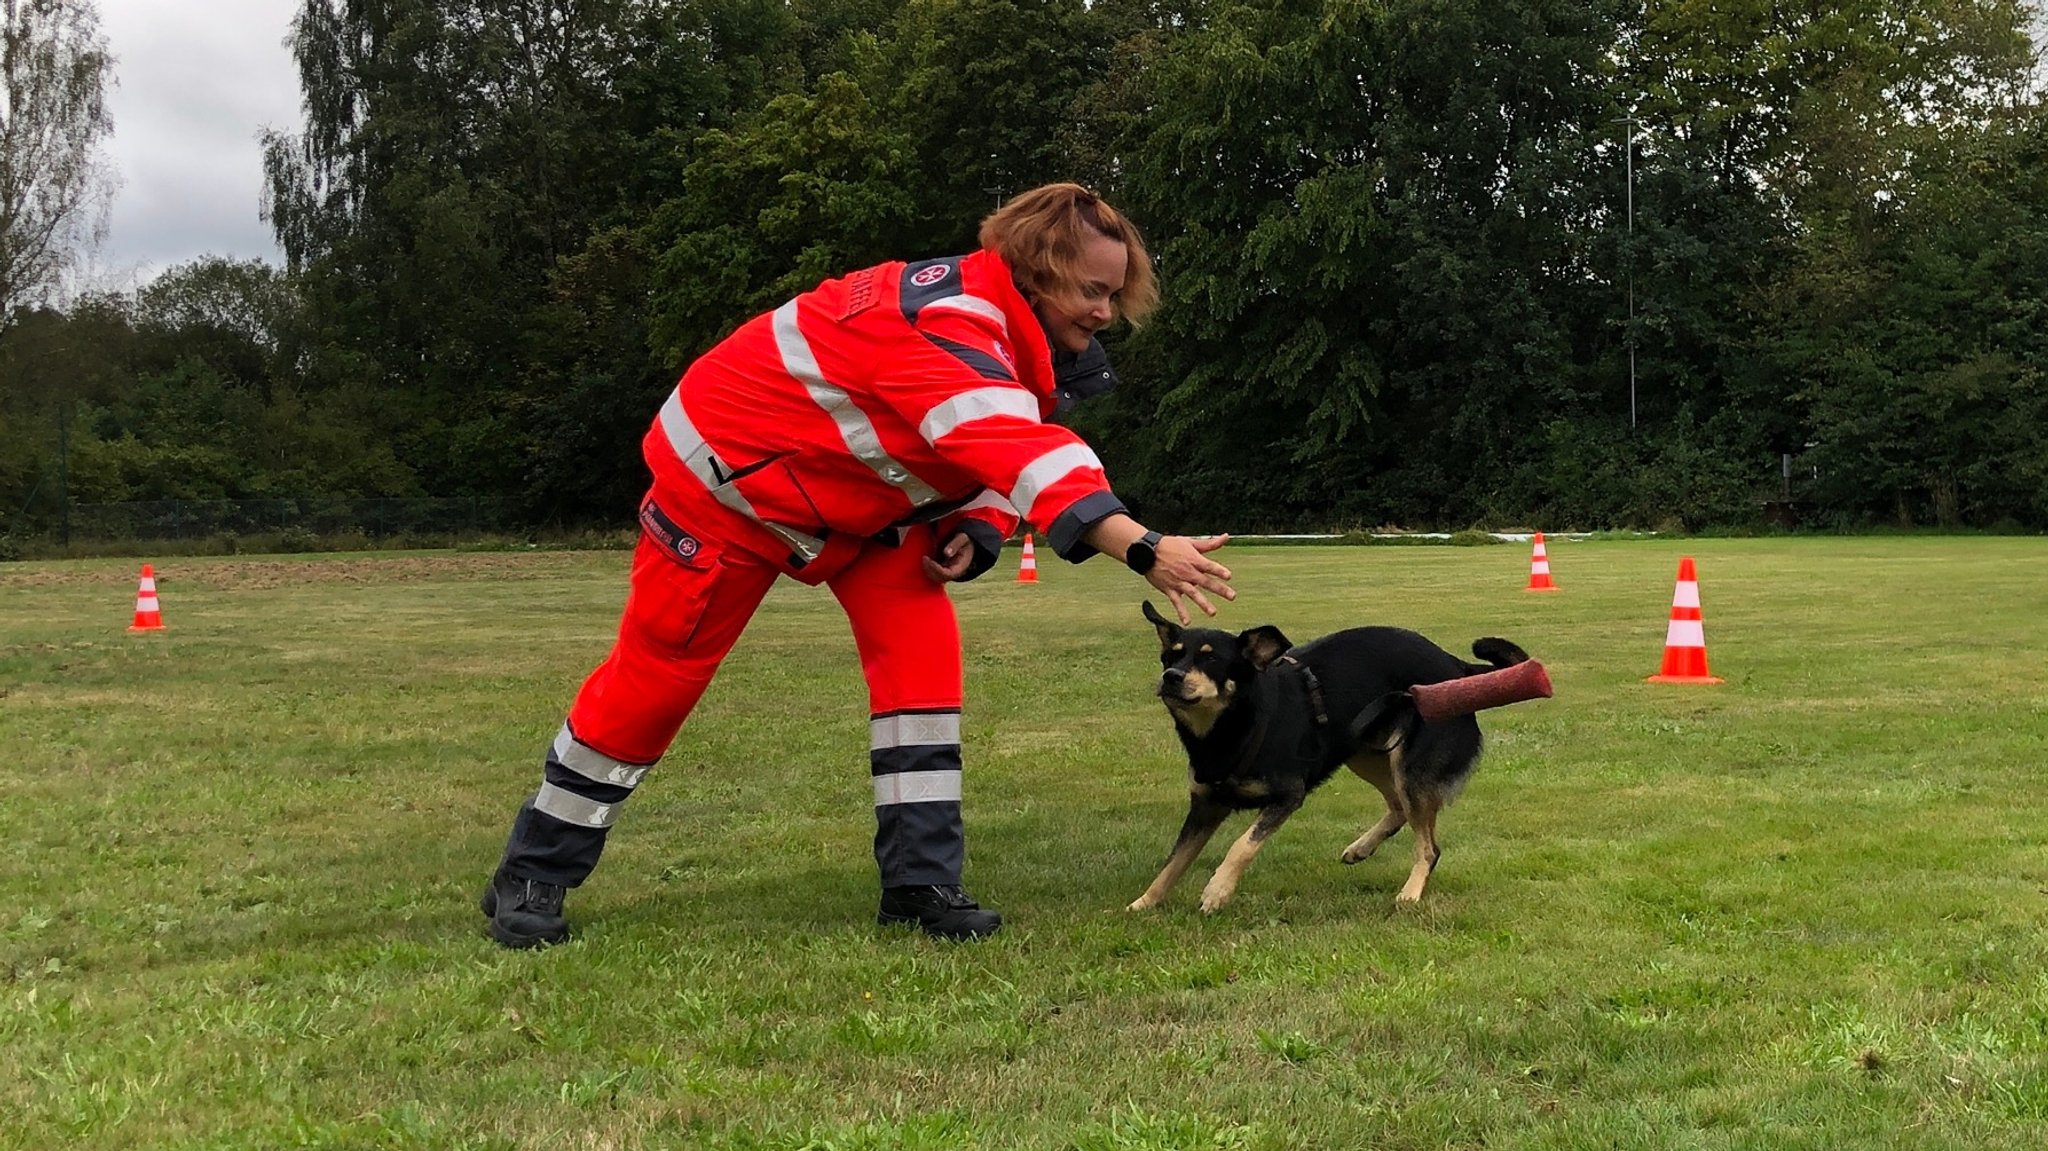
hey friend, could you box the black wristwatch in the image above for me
[1124,530,1164,575]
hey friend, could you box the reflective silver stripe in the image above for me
[1009,442,1103,521]
[920,293,1009,333]
[773,300,942,507]
[535,782,622,828]
[658,387,827,563]
[658,389,741,505]
[552,723,649,789]
[873,770,964,806]
[955,489,1017,516]
[871,712,962,750]
[920,387,1040,445]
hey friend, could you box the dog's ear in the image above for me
[1141,600,1179,647]
[1237,625,1292,671]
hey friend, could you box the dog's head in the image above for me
[1141,601,1291,737]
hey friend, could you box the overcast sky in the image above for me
[88,0,303,289]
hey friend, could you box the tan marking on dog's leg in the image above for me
[1395,793,1443,904]
[1343,810,1406,864]
[1342,754,1406,863]
[1129,800,1230,910]
[1199,800,1302,914]
[1129,834,1213,911]
[1198,826,1265,914]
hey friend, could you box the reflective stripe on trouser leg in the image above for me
[871,712,965,887]
[499,721,653,887]
[829,526,968,888]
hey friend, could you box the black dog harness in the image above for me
[1276,653,1413,757]
[1212,657,1416,784]
[1275,654,1328,726]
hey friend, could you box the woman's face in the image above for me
[1031,230,1128,354]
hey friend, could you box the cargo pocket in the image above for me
[638,498,714,571]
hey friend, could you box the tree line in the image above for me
[4,0,2045,542]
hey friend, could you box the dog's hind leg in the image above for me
[1394,788,1443,904]
[1341,753,1406,864]
[1129,795,1233,911]
[1199,794,1304,914]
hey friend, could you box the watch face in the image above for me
[1127,538,1156,573]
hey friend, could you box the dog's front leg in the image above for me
[1199,794,1304,914]
[1129,794,1233,911]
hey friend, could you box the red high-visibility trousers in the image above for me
[495,499,967,889]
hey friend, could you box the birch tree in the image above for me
[0,0,114,324]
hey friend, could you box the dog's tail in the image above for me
[1465,637,1529,673]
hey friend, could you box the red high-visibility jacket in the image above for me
[642,248,1127,584]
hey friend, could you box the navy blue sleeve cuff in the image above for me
[954,519,1006,582]
[1047,490,1129,563]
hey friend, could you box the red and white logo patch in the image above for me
[910,264,952,288]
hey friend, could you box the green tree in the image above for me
[0,0,113,326]
[1098,0,1627,528]
[645,0,1114,365]
[262,0,799,514]
[1785,110,2048,526]
[1621,0,2041,523]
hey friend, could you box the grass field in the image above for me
[5,537,2048,1150]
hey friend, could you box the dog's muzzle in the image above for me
[1156,668,1198,705]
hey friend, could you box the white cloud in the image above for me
[86,0,303,289]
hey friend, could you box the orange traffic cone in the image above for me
[1525,532,1560,592]
[1646,556,1721,684]
[128,564,165,632]
[1015,534,1039,583]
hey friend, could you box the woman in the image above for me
[482,184,1235,946]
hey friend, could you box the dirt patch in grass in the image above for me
[0,551,612,591]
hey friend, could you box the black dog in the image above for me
[1129,601,1531,913]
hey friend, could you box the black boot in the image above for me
[480,869,570,949]
[878,884,1002,940]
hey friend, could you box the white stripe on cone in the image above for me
[1664,619,1706,648]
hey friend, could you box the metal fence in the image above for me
[25,497,526,544]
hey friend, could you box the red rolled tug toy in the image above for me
[1411,657,1553,722]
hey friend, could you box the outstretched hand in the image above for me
[1146,534,1234,624]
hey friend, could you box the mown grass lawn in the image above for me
[4,537,2047,1150]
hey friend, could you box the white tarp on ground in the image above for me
[1213,532,1608,543]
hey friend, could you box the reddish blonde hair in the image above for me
[979,183,1159,326]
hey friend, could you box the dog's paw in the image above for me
[1394,886,1425,905]
[1126,895,1159,912]
[1341,846,1373,865]
[1198,887,1234,914]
